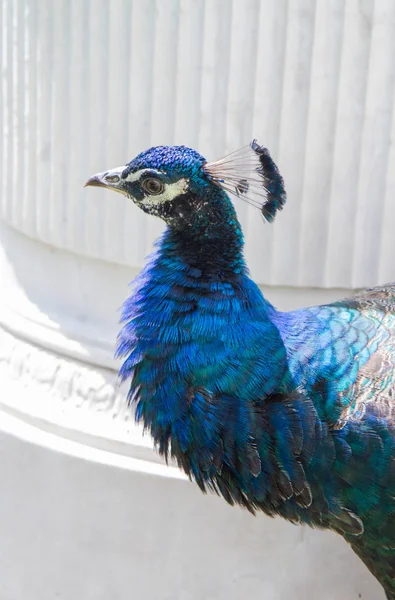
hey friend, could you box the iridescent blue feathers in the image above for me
[123,145,206,178]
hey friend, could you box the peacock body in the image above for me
[86,142,395,598]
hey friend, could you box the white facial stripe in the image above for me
[120,168,189,204]
[124,168,162,183]
[144,178,189,206]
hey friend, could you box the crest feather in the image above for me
[204,140,286,223]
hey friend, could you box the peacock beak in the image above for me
[84,166,126,194]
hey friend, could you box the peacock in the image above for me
[86,141,395,598]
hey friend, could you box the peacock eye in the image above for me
[141,177,164,196]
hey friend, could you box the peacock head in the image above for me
[85,141,286,230]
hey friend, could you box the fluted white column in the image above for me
[0,1,392,599]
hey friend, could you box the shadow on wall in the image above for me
[0,219,135,366]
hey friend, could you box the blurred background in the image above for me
[0,1,394,599]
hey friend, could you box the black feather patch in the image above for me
[250,139,287,222]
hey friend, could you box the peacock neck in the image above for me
[165,188,247,279]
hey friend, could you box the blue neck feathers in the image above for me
[117,210,291,420]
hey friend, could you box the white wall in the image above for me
[0,1,393,598]
[2,0,395,288]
